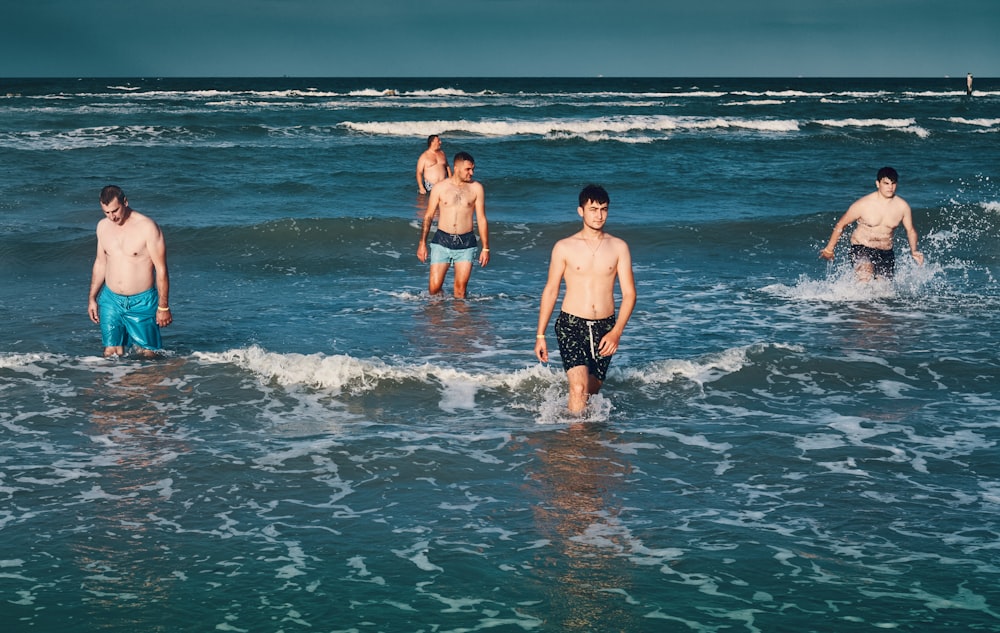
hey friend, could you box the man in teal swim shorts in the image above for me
[416,152,490,298]
[88,185,173,357]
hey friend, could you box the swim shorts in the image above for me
[429,229,478,265]
[555,311,616,381]
[97,286,163,351]
[424,180,434,192]
[850,244,895,278]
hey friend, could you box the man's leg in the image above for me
[566,366,602,415]
[451,262,473,298]
[428,263,450,295]
[854,261,874,282]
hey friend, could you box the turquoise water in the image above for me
[1,77,999,631]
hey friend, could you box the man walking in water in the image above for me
[416,134,451,194]
[819,167,924,281]
[416,151,489,298]
[88,185,172,357]
[534,185,636,414]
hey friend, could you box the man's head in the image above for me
[876,167,898,183]
[579,184,609,209]
[452,152,475,182]
[427,134,440,148]
[99,185,129,225]
[100,185,126,206]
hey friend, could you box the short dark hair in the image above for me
[579,184,609,208]
[876,167,898,183]
[453,151,474,165]
[427,134,439,147]
[100,185,126,205]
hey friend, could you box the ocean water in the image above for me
[1,77,999,632]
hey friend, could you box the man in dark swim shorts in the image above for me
[819,167,924,281]
[535,185,636,415]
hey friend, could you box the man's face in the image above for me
[101,198,128,225]
[578,199,608,229]
[876,177,897,199]
[431,137,442,151]
[454,160,475,182]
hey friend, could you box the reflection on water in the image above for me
[72,359,192,630]
[522,423,642,630]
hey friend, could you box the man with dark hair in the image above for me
[819,167,924,281]
[417,152,489,297]
[415,134,451,194]
[88,185,172,357]
[534,185,636,414]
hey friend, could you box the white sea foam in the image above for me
[339,115,800,140]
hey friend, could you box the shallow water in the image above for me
[1,76,999,631]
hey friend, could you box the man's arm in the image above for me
[147,222,172,326]
[475,183,489,267]
[900,203,924,265]
[416,188,439,262]
[88,233,107,324]
[534,244,566,363]
[597,242,636,357]
[819,204,862,260]
[416,156,427,194]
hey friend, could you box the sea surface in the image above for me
[1,76,999,632]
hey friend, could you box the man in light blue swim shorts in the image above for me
[416,152,490,298]
[429,229,479,266]
[97,286,164,352]
[88,185,173,357]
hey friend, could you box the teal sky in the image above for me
[3,0,997,77]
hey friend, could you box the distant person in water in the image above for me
[88,185,172,357]
[416,134,451,194]
[416,151,489,298]
[967,73,973,96]
[819,167,924,281]
[535,185,636,415]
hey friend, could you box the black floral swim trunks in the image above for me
[555,311,616,380]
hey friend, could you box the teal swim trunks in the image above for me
[98,286,163,351]
[429,229,478,264]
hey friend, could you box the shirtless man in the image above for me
[534,185,636,414]
[819,167,923,281]
[416,135,451,194]
[88,185,172,357]
[416,152,489,298]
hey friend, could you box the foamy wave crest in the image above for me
[0,352,62,376]
[193,346,561,396]
[340,115,800,140]
[945,117,1000,129]
[1,125,210,151]
[621,343,801,387]
[194,346,410,394]
[814,117,929,137]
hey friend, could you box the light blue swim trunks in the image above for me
[98,286,163,351]
[429,229,478,265]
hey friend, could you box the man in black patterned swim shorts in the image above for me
[534,185,636,414]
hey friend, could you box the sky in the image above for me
[3,0,998,77]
